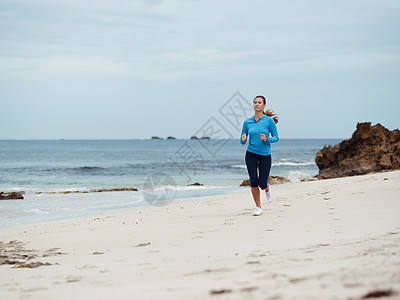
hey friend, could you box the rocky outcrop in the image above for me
[240,175,289,186]
[315,122,400,179]
[0,192,24,200]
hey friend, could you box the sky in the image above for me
[0,0,399,139]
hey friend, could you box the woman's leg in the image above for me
[258,155,272,191]
[251,187,261,208]
[245,151,261,208]
[259,155,274,202]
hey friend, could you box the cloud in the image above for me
[0,0,399,138]
[0,56,130,78]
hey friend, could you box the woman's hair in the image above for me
[254,95,279,124]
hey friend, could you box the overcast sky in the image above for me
[1,0,399,139]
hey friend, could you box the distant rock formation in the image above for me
[190,136,198,140]
[167,136,176,140]
[315,122,400,179]
[0,192,24,200]
[151,136,163,140]
[188,182,203,186]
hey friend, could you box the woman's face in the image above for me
[253,97,266,112]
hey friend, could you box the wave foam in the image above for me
[287,171,315,182]
[273,160,315,167]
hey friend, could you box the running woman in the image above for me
[240,95,279,216]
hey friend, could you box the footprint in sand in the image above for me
[246,260,261,265]
[66,276,84,283]
[135,242,151,247]
[223,218,235,225]
[248,253,266,258]
[75,264,97,270]
[223,222,234,225]
[191,231,204,239]
[99,269,110,273]
[21,287,47,293]
[237,209,253,216]
[185,268,232,276]
[240,286,258,293]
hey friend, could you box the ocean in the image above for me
[0,139,340,227]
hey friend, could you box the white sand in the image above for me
[1,170,400,299]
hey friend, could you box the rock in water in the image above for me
[315,122,400,179]
[0,192,24,200]
[240,176,289,186]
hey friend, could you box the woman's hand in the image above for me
[260,133,267,142]
[241,133,247,143]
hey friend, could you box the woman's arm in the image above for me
[267,118,279,143]
[240,121,248,145]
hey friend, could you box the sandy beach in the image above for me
[1,170,400,299]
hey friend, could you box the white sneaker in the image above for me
[266,188,274,203]
[253,207,263,216]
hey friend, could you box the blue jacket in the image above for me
[240,114,279,155]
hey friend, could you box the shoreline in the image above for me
[0,185,242,229]
[1,170,400,299]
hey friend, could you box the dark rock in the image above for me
[167,136,176,140]
[240,175,289,186]
[188,182,203,186]
[89,187,138,193]
[36,188,138,194]
[201,136,210,140]
[315,122,400,179]
[151,136,163,140]
[240,179,250,186]
[269,176,291,184]
[210,289,232,295]
[361,289,394,299]
[0,192,24,200]
[190,136,198,140]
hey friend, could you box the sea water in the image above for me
[0,139,340,227]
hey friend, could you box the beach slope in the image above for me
[1,171,400,299]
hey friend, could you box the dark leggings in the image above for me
[245,151,272,190]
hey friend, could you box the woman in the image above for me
[240,95,279,216]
